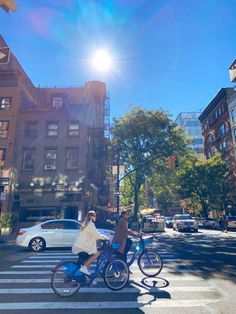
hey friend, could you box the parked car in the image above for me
[16,219,115,252]
[198,217,219,229]
[141,215,165,232]
[173,214,198,232]
[165,216,173,228]
[226,216,236,230]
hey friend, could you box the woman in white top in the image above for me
[72,210,109,275]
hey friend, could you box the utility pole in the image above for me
[116,151,120,215]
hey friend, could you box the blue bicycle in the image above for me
[97,233,163,277]
[51,241,129,297]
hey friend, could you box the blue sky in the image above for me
[1,0,236,121]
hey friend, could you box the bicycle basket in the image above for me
[142,235,153,244]
[111,242,120,249]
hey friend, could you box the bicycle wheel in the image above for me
[51,262,81,297]
[104,259,129,291]
[138,250,163,277]
[97,251,111,276]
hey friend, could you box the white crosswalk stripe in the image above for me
[0,248,221,311]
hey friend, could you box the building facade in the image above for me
[175,112,204,157]
[198,88,236,214]
[0,35,109,228]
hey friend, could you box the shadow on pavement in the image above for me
[166,232,236,283]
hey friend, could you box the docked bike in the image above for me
[97,233,163,277]
[51,241,129,297]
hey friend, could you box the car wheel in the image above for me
[29,237,46,252]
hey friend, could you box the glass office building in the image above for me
[175,112,204,157]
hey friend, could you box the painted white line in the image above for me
[21,260,61,263]
[0,276,204,284]
[0,271,52,275]
[0,299,220,310]
[0,286,217,294]
[11,265,56,268]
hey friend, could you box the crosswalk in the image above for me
[0,243,221,312]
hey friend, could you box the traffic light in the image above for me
[171,156,179,168]
[164,157,171,169]
[0,0,16,12]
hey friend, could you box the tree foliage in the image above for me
[177,153,230,217]
[111,107,189,220]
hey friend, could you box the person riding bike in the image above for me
[72,210,109,275]
[112,210,138,263]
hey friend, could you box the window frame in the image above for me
[24,121,38,138]
[65,147,79,170]
[0,97,12,110]
[68,121,80,137]
[46,122,58,137]
[0,120,9,139]
[44,148,57,170]
[52,97,63,109]
[0,148,6,168]
[22,148,36,171]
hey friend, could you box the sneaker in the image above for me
[79,265,91,276]
[91,279,98,286]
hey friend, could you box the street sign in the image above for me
[0,47,10,64]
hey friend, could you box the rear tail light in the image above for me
[18,230,26,236]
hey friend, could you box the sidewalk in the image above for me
[0,233,16,245]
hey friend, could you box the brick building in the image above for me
[199,87,236,213]
[0,35,109,227]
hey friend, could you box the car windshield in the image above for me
[175,215,193,220]
[166,217,173,220]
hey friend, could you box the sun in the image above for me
[91,49,112,72]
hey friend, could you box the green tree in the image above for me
[178,153,230,217]
[111,107,188,221]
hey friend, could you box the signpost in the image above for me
[0,47,10,64]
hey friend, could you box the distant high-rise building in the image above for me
[175,112,204,157]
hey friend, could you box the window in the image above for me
[44,148,57,170]
[219,140,229,152]
[0,121,9,138]
[41,221,64,229]
[231,109,236,123]
[24,122,38,138]
[66,148,79,170]
[52,97,63,109]
[234,128,236,140]
[23,149,35,170]
[0,97,11,110]
[206,134,215,146]
[218,123,227,137]
[68,122,80,136]
[46,122,58,136]
[63,221,80,230]
[0,148,6,168]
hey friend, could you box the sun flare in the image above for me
[91,49,112,72]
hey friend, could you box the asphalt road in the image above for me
[0,228,235,314]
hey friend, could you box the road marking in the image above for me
[0,286,217,294]
[0,271,52,275]
[0,299,220,310]
[11,265,56,268]
[21,260,61,263]
[0,268,197,274]
[0,276,205,283]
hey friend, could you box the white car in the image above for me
[173,214,198,232]
[16,219,114,252]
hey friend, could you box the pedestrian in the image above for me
[72,210,109,275]
[218,215,228,233]
[112,210,138,262]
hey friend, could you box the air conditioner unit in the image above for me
[44,165,55,170]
